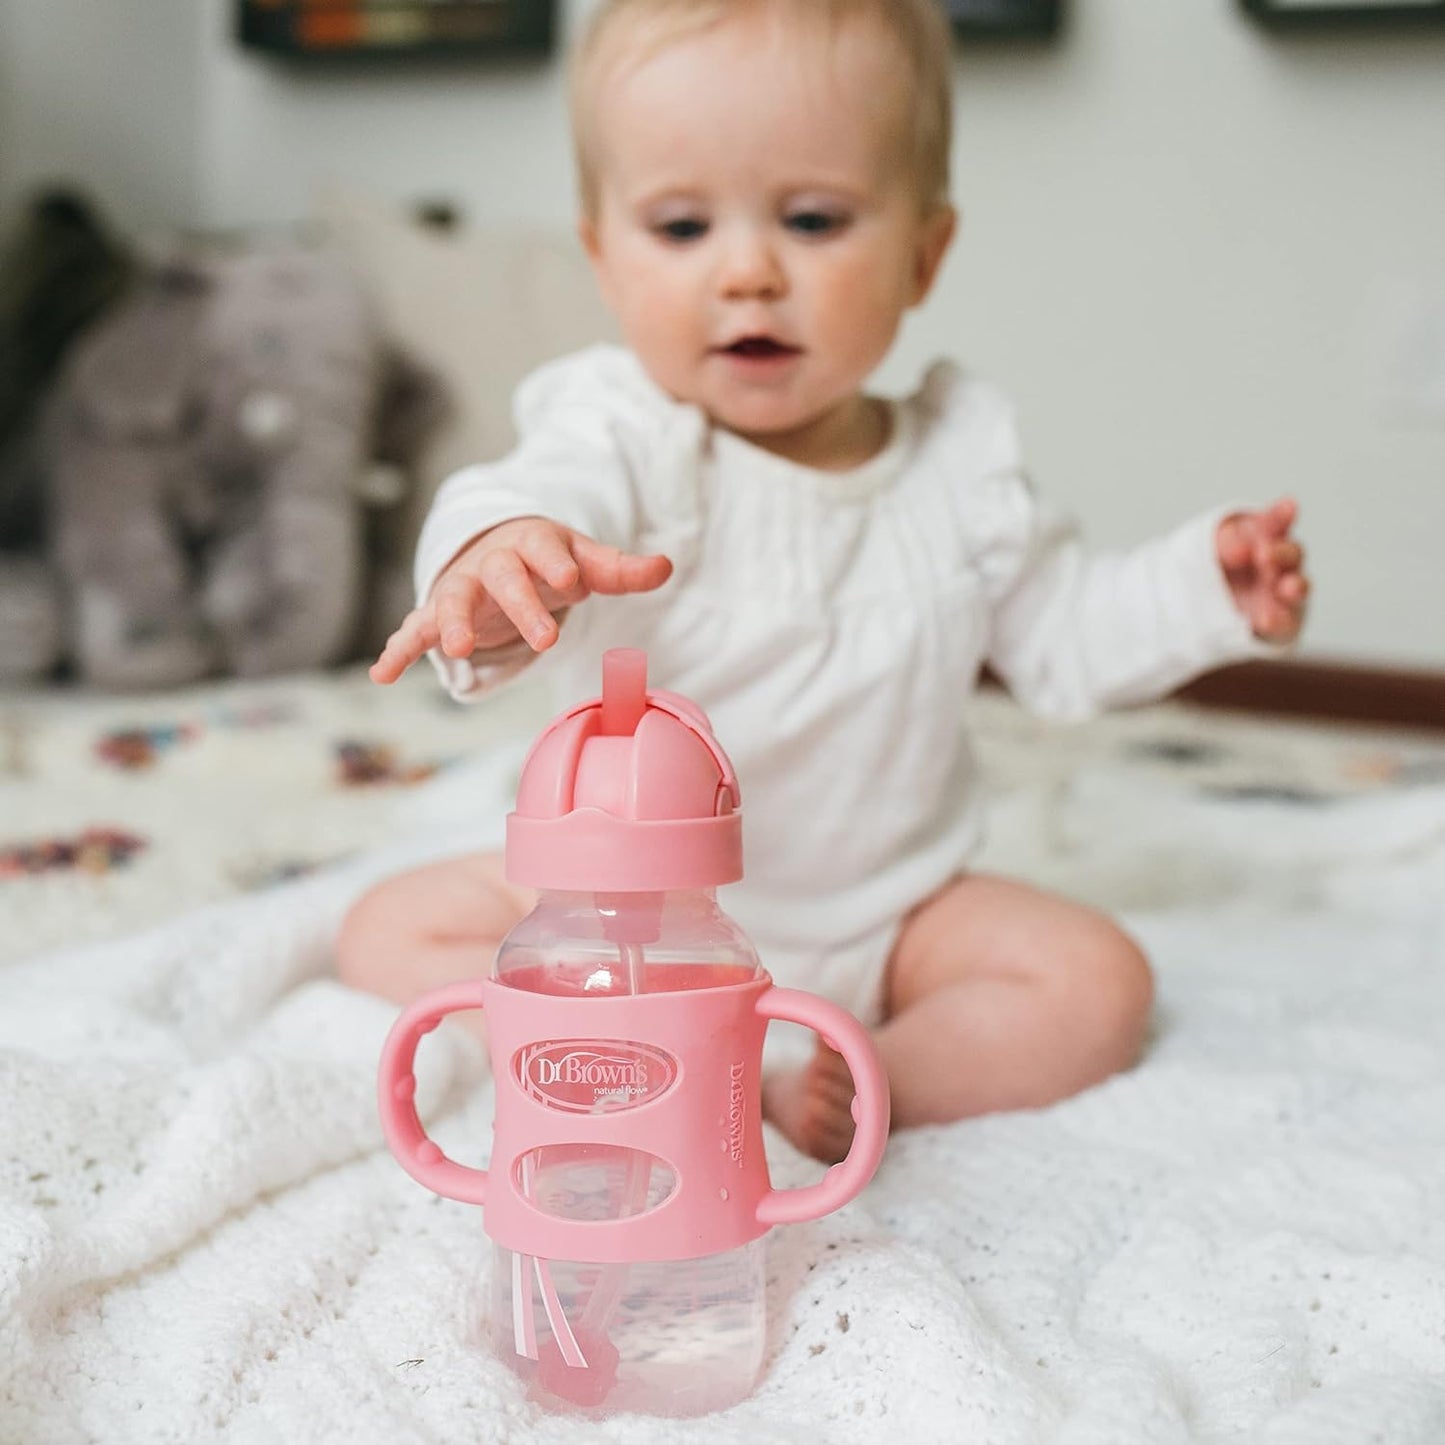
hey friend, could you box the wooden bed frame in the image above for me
[974,659,1444,733]
[1177,658,1445,733]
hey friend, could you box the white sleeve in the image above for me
[414,347,655,701]
[974,405,1274,722]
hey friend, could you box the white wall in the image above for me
[4,0,1443,666]
[918,5,1445,671]
[0,0,201,237]
[193,0,580,238]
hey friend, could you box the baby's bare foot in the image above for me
[761,1039,859,1164]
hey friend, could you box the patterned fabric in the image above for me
[0,826,147,877]
[3,666,1442,964]
[0,665,548,965]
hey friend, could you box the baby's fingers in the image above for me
[370,609,440,684]
[1264,496,1300,538]
[1216,514,1257,575]
[1260,574,1310,642]
[517,526,585,604]
[1278,572,1310,605]
[434,573,487,658]
[571,533,673,596]
[1256,538,1304,581]
[478,548,561,650]
[1258,604,1304,642]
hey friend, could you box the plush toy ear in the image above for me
[64,261,210,443]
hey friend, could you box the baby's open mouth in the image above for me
[721,336,800,359]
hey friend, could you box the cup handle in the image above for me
[377,980,490,1205]
[753,987,890,1226]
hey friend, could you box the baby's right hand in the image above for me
[370,516,673,684]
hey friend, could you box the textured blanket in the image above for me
[2,671,1444,1443]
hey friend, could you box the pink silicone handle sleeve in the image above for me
[754,988,890,1227]
[377,980,490,1206]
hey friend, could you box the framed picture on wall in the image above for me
[1241,0,1445,24]
[943,0,1062,37]
[237,1,556,59]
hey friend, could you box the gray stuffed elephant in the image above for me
[45,242,414,688]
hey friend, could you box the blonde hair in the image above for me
[569,0,954,219]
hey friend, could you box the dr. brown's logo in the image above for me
[725,1061,746,1166]
[517,1040,679,1113]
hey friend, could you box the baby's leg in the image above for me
[763,875,1155,1163]
[335,852,534,1007]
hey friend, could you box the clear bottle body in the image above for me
[489,888,767,1417]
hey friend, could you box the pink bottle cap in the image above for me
[505,650,742,892]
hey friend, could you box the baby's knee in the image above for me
[1104,930,1155,1062]
[335,877,409,995]
[1074,920,1155,1075]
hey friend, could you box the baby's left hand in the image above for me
[1216,496,1310,644]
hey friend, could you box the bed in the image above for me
[3,660,1443,1444]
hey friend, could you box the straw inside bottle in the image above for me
[518,929,655,1403]
[579,941,653,1338]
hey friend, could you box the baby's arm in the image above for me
[371,517,670,683]
[371,347,674,692]
[984,482,1306,721]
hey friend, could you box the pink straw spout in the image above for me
[599,648,648,736]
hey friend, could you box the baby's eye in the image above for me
[785,210,849,237]
[654,217,709,244]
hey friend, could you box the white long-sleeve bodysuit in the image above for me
[418,345,1263,1020]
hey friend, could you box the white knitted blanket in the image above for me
[3,680,1445,1444]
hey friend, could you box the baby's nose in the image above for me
[717,233,787,301]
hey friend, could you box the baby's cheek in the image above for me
[813,255,908,363]
[616,282,703,387]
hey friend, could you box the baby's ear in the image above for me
[911,205,957,306]
[577,215,617,310]
[577,215,600,261]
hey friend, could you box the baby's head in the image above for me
[570,0,958,465]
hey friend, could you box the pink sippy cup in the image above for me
[378,648,889,1417]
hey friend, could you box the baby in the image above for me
[340,0,1309,1164]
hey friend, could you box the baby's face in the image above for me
[580,12,953,455]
